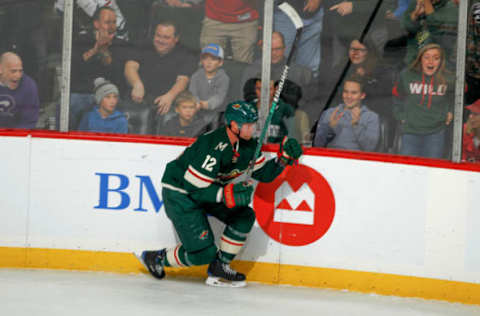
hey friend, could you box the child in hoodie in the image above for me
[78,77,128,133]
[393,43,454,158]
[314,75,380,152]
[157,91,208,138]
[189,43,230,128]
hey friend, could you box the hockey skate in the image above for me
[136,249,166,280]
[205,259,246,288]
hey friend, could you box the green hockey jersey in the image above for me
[161,127,285,204]
[266,99,295,144]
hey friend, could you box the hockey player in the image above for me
[139,100,303,287]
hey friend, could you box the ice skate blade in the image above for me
[205,276,247,288]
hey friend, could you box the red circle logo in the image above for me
[253,164,335,246]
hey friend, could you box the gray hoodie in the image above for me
[314,104,380,151]
[189,67,230,124]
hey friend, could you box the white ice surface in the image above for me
[1,269,479,316]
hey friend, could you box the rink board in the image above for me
[1,132,480,304]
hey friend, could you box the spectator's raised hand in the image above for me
[155,93,175,115]
[411,0,425,21]
[329,107,344,128]
[131,82,145,103]
[351,106,361,126]
[329,1,353,16]
[304,0,321,12]
[95,29,114,50]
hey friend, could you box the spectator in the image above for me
[402,0,459,68]
[243,78,295,143]
[241,31,312,141]
[462,99,480,163]
[314,75,380,151]
[200,0,260,63]
[392,43,453,159]
[321,0,387,72]
[124,21,197,133]
[465,1,480,105]
[70,6,132,130]
[78,78,128,133]
[116,0,204,46]
[274,0,324,77]
[321,38,394,126]
[189,43,230,128]
[157,90,208,137]
[0,52,39,129]
[55,0,129,40]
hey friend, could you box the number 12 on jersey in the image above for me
[201,155,217,172]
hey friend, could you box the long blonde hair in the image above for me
[409,43,447,85]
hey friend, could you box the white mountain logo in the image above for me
[274,182,315,225]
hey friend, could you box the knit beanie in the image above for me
[94,77,119,105]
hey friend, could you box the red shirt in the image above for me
[462,124,480,163]
[205,0,258,23]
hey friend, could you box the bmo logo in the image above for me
[274,182,315,225]
[253,164,335,246]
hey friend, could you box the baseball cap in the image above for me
[201,43,224,59]
[466,99,480,114]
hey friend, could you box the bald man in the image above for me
[0,52,40,129]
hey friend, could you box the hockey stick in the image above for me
[246,2,303,178]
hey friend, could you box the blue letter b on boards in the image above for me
[94,173,130,210]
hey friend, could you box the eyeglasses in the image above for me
[349,47,368,53]
[272,46,285,52]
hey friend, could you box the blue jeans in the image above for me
[274,7,324,77]
[69,93,95,129]
[400,129,447,159]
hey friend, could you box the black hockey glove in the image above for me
[223,181,254,208]
[277,136,303,167]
